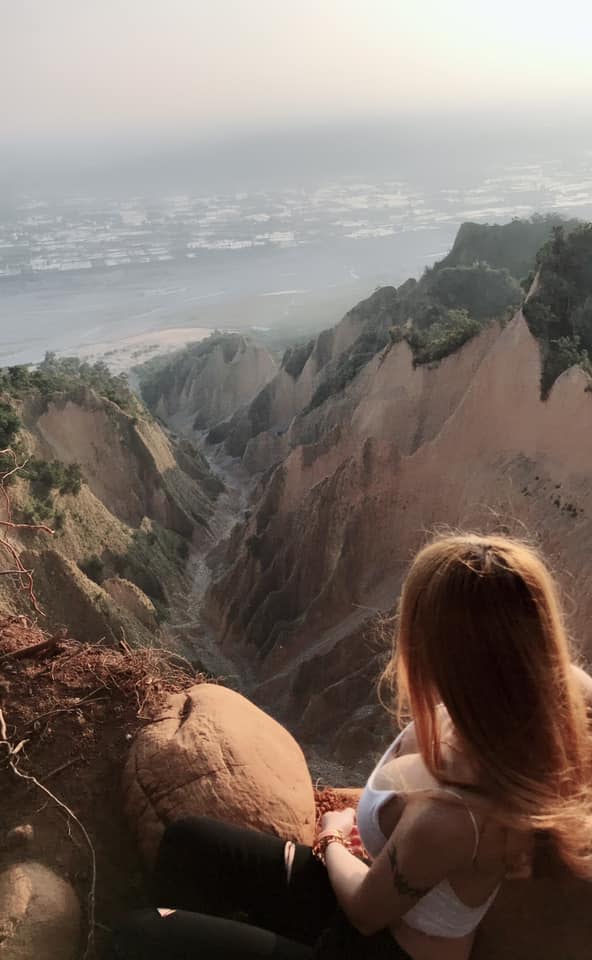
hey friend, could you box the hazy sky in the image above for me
[2,0,592,149]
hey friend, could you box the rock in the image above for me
[0,861,80,960]
[143,334,277,435]
[205,310,592,755]
[1,825,34,857]
[102,577,158,631]
[123,683,316,864]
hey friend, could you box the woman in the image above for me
[108,534,592,959]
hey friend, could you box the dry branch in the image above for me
[0,448,54,614]
[24,686,109,728]
[0,632,65,663]
[42,754,84,781]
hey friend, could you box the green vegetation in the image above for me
[299,217,592,413]
[426,263,522,321]
[0,401,86,527]
[76,523,190,622]
[174,438,224,500]
[307,322,391,411]
[539,337,592,399]
[436,214,579,282]
[304,288,399,412]
[523,224,592,397]
[0,352,140,527]
[281,339,314,379]
[305,255,523,411]
[0,402,20,448]
[406,310,483,366]
[17,458,84,529]
[0,352,139,414]
[249,383,273,436]
[23,459,83,497]
[78,554,105,584]
[136,333,244,411]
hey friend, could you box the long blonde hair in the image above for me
[381,533,592,877]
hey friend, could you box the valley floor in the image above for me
[164,443,364,787]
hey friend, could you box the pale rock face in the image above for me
[122,683,316,864]
[213,287,399,467]
[150,337,277,436]
[205,312,592,755]
[102,577,157,631]
[34,390,213,537]
[0,862,80,960]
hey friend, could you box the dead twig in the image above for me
[0,536,44,614]
[0,518,55,535]
[42,755,84,782]
[50,642,87,679]
[0,449,27,523]
[0,704,96,960]
[0,630,66,664]
[25,687,108,727]
[0,449,54,614]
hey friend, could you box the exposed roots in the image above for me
[0,616,207,958]
[0,703,97,960]
[0,617,206,719]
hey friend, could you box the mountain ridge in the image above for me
[203,307,592,758]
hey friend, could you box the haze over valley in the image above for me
[3,136,592,367]
[3,4,592,956]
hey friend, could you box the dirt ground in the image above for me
[0,617,206,958]
[0,616,349,960]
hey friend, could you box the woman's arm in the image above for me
[324,799,474,936]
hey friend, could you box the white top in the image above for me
[356,726,499,938]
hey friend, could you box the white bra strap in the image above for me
[439,788,480,861]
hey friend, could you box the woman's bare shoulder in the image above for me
[396,792,477,866]
[395,721,419,755]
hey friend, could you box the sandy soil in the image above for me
[72,325,214,373]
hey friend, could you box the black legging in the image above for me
[106,816,411,959]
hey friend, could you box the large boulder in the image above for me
[0,861,80,960]
[123,683,316,863]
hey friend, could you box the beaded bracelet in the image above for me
[312,829,349,865]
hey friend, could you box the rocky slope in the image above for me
[137,333,277,435]
[3,619,591,960]
[204,309,592,760]
[144,219,573,484]
[207,286,400,468]
[435,213,579,280]
[0,382,224,646]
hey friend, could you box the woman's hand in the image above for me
[320,806,356,837]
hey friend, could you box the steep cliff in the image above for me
[435,214,579,280]
[206,218,587,483]
[208,286,400,467]
[204,310,592,758]
[0,376,224,645]
[137,333,277,435]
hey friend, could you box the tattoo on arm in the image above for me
[387,843,431,899]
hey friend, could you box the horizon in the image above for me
[2,1,592,179]
[4,111,592,199]
[2,1,592,367]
